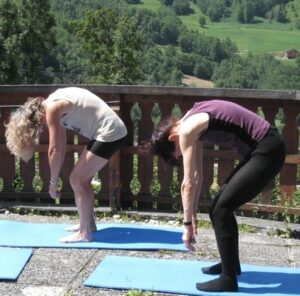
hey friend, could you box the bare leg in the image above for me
[65,180,96,233]
[59,149,108,243]
[60,180,96,242]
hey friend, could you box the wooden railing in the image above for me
[0,85,299,216]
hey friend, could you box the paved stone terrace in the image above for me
[0,209,299,296]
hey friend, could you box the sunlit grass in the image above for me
[130,0,300,57]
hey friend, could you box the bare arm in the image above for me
[181,140,198,223]
[192,141,203,232]
[180,114,206,222]
[44,100,72,197]
[179,113,207,250]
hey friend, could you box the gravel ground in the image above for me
[0,209,299,296]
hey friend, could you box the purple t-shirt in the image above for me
[184,100,270,157]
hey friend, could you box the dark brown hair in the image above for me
[150,116,180,166]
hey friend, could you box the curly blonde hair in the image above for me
[5,97,45,162]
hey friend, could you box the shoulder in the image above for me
[181,112,209,137]
[43,98,73,116]
[178,113,209,150]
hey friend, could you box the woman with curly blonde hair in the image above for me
[5,97,45,162]
[5,87,127,243]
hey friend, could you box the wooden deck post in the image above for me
[109,151,121,210]
[109,95,122,210]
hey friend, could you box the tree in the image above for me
[18,0,56,83]
[233,0,255,23]
[272,5,287,23]
[232,0,244,22]
[212,53,300,90]
[51,20,88,83]
[212,56,257,88]
[198,0,228,22]
[177,53,197,75]
[243,0,255,23]
[207,0,226,22]
[0,0,55,84]
[160,0,173,6]
[160,17,181,44]
[178,32,196,53]
[172,0,190,16]
[111,15,142,84]
[139,46,182,86]
[134,7,184,45]
[126,0,141,3]
[295,17,300,29]
[0,0,20,83]
[193,58,215,80]
[199,16,206,28]
[75,8,142,84]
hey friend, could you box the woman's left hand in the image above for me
[182,225,196,251]
[49,183,61,199]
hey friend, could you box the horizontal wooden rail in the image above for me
[285,154,300,164]
[0,85,299,217]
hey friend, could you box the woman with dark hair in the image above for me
[151,100,285,292]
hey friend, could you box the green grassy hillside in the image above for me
[203,23,300,56]
[131,0,300,56]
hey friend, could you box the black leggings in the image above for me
[209,126,286,277]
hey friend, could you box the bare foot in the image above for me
[65,224,80,232]
[59,231,92,243]
[65,223,97,232]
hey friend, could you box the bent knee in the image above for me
[69,173,91,189]
[210,205,233,225]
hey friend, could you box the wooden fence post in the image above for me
[109,95,122,210]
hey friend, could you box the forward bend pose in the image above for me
[5,87,127,243]
[150,100,285,292]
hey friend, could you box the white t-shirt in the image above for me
[45,87,127,142]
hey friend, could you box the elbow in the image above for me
[48,146,64,157]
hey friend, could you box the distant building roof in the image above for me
[285,48,298,53]
[285,48,298,59]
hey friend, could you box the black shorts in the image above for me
[86,136,126,159]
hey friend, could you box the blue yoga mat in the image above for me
[85,255,300,296]
[0,220,187,251]
[0,247,32,280]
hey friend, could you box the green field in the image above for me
[203,24,300,55]
[131,0,300,56]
